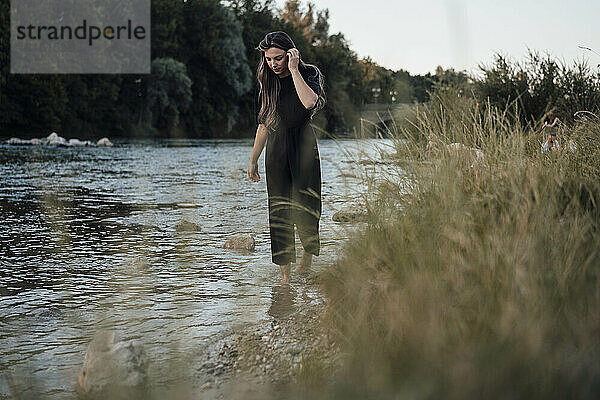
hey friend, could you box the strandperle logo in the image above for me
[15,19,147,47]
[11,0,150,74]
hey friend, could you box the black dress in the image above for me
[262,67,322,265]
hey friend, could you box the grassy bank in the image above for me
[302,89,600,398]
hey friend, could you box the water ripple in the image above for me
[0,138,397,399]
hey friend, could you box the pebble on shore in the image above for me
[195,292,339,396]
[332,205,368,222]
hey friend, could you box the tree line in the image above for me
[2,0,598,138]
[0,0,444,138]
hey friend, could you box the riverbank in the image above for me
[305,90,600,399]
[182,272,341,400]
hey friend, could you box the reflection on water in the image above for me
[0,138,395,398]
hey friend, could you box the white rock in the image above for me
[97,137,114,147]
[76,330,147,399]
[47,132,60,141]
[7,133,113,148]
[6,137,32,145]
[45,132,67,146]
[68,138,94,147]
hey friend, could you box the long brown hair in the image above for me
[256,31,326,131]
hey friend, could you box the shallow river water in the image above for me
[0,137,394,398]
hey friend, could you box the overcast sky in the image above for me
[273,0,600,76]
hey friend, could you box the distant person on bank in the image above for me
[543,111,561,150]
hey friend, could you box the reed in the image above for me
[306,87,600,399]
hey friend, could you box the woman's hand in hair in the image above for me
[286,48,300,72]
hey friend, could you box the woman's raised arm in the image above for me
[286,48,318,110]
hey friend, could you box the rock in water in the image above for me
[6,137,33,145]
[45,132,68,146]
[332,205,368,222]
[175,220,201,232]
[68,138,94,147]
[97,137,114,147]
[222,234,255,250]
[76,330,147,400]
[6,133,113,148]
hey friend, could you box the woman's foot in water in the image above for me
[279,263,291,284]
[298,250,312,272]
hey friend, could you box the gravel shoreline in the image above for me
[193,272,341,399]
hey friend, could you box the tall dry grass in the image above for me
[303,88,600,399]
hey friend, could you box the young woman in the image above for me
[543,111,560,149]
[247,31,326,284]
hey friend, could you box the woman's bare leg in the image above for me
[279,263,291,284]
[299,250,312,270]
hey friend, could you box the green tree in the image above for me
[360,58,398,104]
[180,0,252,137]
[434,66,472,94]
[151,0,185,60]
[145,57,193,136]
[229,0,283,133]
[280,0,329,45]
[313,33,363,134]
[0,74,68,135]
[391,70,414,103]
[410,73,437,103]
[0,0,454,138]
[61,75,130,137]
